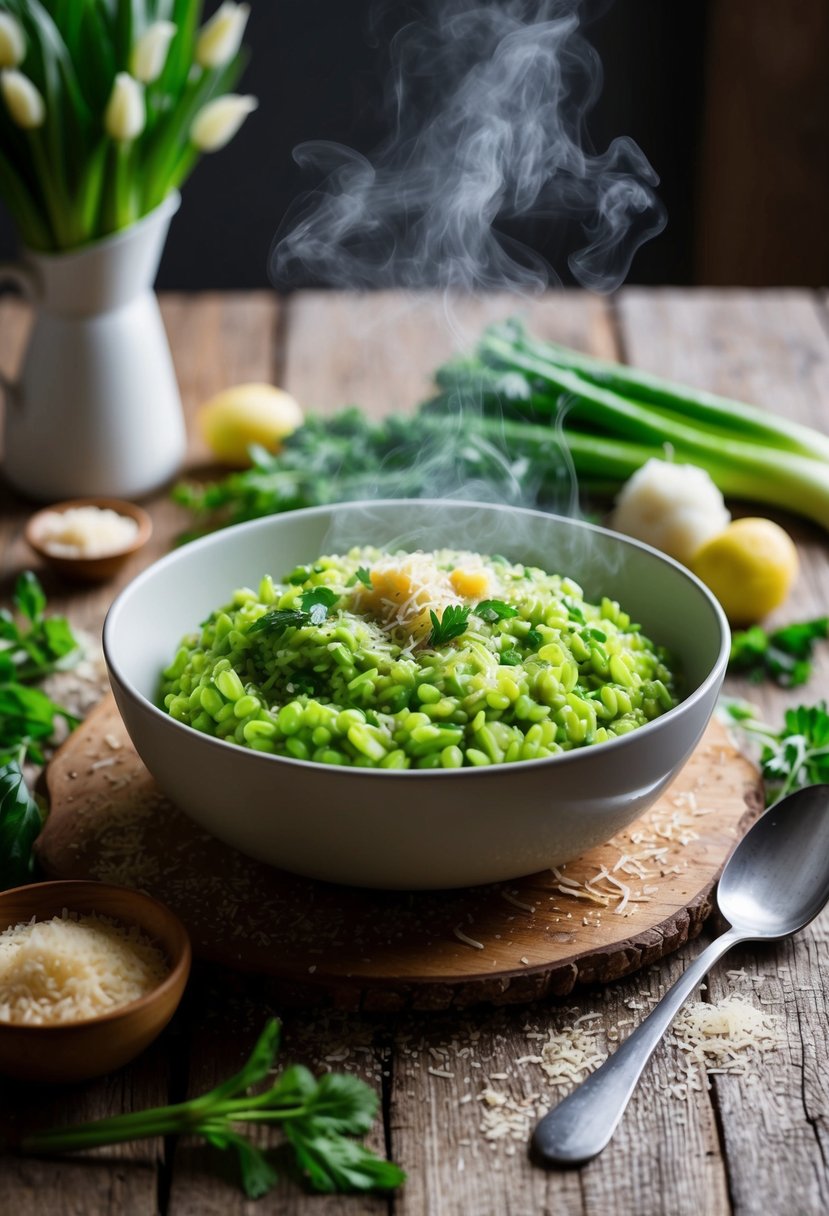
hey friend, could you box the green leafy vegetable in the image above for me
[0,760,44,890]
[499,647,522,666]
[17,1019,405,1201]
[729,617,828,687]
[248,609,307,636]
[722,700,829,804]
[475,599,518,623]
[428,604,471,647]
[0,571,81,765]
[299,587,339,625]
[354,567,372,588]
[0,573,82,889]
[249,589,339,636]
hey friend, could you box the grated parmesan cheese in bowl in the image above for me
[25,498,151,584]
[33,506,140,559]
[0,910,168,1026]
[0,881,191,1083]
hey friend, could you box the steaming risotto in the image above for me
[159,548,678,769]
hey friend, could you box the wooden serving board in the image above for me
[37,695,763,1011]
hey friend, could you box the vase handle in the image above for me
[0,261,39,407]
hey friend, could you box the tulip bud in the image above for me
[1,69,45,129]
[195,1,250,69]
[104,72,145,141]
[0,12,25,68]
[130,20,176,84]
[190,93,257,152]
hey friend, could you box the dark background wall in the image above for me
[0,0,826,289]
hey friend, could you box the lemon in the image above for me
[690,517,798,625]
[198,383,303,467]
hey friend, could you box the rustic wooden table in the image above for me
[0,288,827,1215]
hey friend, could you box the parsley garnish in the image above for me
[250,588,339,635]
[526,628,542,649]
[300,587,338,624]
[355,567,372,588]
[499,647,522,666]
[562,596,585,624]
[475,599,518,623]
[0,571,80,766]
[729,617,828,687]
[428,604,471,646]
[723,699,829,804]
[0,573,82,892]
[249,609,308,635]
[19,1019,405,1199]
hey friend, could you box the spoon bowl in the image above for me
[532,784,829,1167]
[717,786,829,937]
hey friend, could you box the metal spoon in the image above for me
[531,783,829,1168]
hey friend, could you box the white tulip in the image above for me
[104,72,145,141]
[1,69,44,129]
[0,12,25,68]
[195,1,249,69]
[130,20,176,84]
[190,93,257,151]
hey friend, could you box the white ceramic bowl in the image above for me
[103,500,729,889]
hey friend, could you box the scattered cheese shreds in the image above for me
[665,994,780,1096]
[0,911,168,1025]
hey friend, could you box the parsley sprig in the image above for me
[729,617,828,687]
[0,572,81,891]
[249,588,339,637]
[0,571,81,765]
[428,604,471,646]
[723,699,829,804]
[18,1019,405,1199]
[475,599,518,623]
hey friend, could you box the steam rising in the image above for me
[271,0,666,293]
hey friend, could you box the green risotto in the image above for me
[159,548,678,769]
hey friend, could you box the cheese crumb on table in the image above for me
[0,911,168,1025]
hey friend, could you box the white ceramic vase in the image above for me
[0,193,186,501]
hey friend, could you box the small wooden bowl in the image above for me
[0,880,191,1084]
[24,497,152,582]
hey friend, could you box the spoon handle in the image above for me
[531,926,745,1167]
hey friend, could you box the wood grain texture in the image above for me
[282,289,615,417]
[39,698,761,1007]
[617,286,829,1216]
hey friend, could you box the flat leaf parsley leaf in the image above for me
[475,599,518,623]
[722,698,829,804]
[428,604,471,647]
[20,1019,405,1201]
[250,588,339,636]
[0,759,44,890]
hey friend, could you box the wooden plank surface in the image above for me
[1,289,828,1214]
[617,288,829,1216]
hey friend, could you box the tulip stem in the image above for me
[27,133,73,248]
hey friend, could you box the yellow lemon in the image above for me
[690,517,798,625]
[198,383,303,466]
